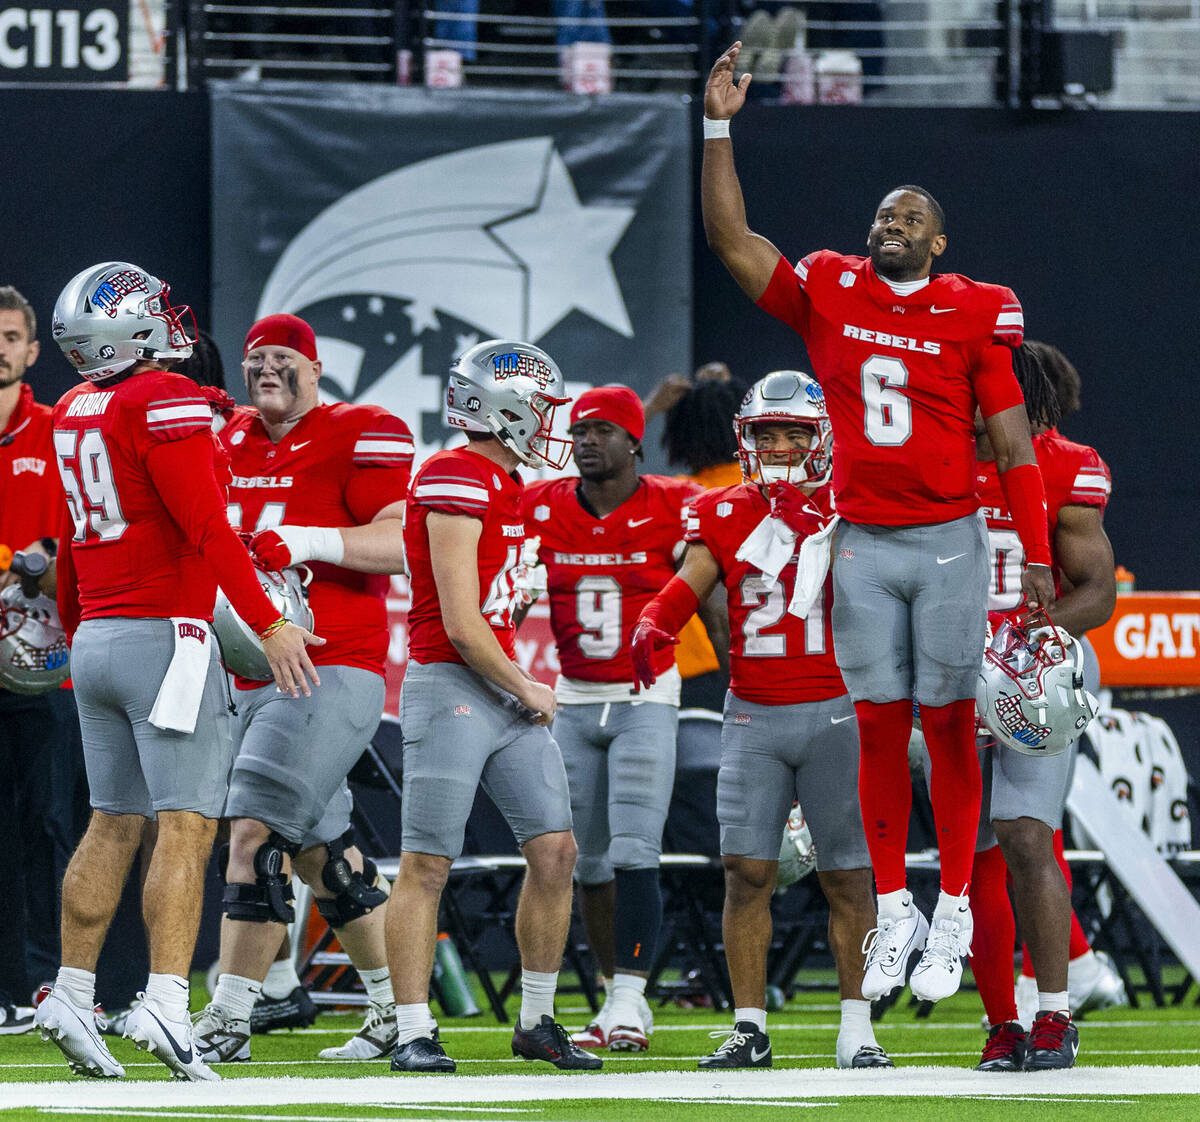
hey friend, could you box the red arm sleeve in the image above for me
[55,510,80,643]
[973,343,1025,419]
[999,462,1052,568]
[144,434,279,633]
[638,574,701,638]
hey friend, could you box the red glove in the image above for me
[198,385,237,419]
[630,619,679,691]
[248,525,344,570]
[767,481,821,536]
[248,528,294,570]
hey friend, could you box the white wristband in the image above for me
[703,117,731,140]
[276,524,345,566]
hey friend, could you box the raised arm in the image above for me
[701,42,787,301]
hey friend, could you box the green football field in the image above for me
[3,972,1199,1121]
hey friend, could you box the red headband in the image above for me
[570,384,645,442]
[243,313,317,361]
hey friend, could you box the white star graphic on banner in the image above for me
[491,149,635,340]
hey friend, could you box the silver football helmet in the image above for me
[0,585,70,695]
[976,610,1099,757]
[735,370,833,486]
[52,261,195,382]
[211,567,314,681]
[445,339,572,469]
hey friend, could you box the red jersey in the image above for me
[0,384,62,560]
[405,446,527,666]
[221,402,413,678]
[757,251,1025,525]
[52,370,275,628]
[685,482,845,705]
[523,475,701,683]
[979,430,1111,615]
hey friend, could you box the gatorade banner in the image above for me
[1089,593,1200,688]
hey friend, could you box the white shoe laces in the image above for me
[708,1027,753,1054]
[919,919,971,972]
[861,915,905,968]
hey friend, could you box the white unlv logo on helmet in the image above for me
[255,137,635,465]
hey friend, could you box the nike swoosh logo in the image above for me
[579,408,600,417]
[930,306,956,314]
[937,553,967,565]
[628,517,653,528]
[290,440,311,450]
[145,1008,193,1065]
[831,715,855,725]
[750,1045,770,1062]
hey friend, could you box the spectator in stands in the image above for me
[0,285,81,1013]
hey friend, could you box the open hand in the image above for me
[705,42,752,121]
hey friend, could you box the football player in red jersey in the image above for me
[633,371,890,1070]
[968,346,1115,1073]
[521,385,716,1053]
[193,314,412,1065]
[701,44,1056,1002]
[386,339,600,1074]
[36,264,319,1082]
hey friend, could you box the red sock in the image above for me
[919,698,983,895]
[969,845,1018,1025]
[855,699,916,894]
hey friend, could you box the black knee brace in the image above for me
[221,831,299,924]
[313,830,388,929]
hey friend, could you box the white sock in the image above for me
[933,890,970,922]
[836,998,876,1065]
[609,973,647,1025]
[519,969,558,1030]
[395,1001,433,1046]
[1038,990,1069,1015]
[55,966,95,1010]
[734,1006,767,1033]
[144,974,190,1021]
[211,974,262,1024]
[359,965,394,1010]
[877,889,913,920]
[262,958,302,999]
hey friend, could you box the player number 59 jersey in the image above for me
[685,483,846,705]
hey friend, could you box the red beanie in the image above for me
[243,313,317,361]
[570,384,645,442]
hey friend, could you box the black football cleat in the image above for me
[850,1043,895,1068]
[1022,1011,1079,1071]
[698,1021,772,1069]
[249,986,318,1034]
[977,1021,1028,1072]
[390,1034,456,1073]
[512,1015,602,1070]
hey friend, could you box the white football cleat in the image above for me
[318,1001,398,1059]
[862,903,929,1000]
[34,987,125,1078]
[125,998,220,1081]
[190,1002,251,1063]
[910,904,973,1003]
[1070,949,1129,1017]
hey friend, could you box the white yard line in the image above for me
[4,1065,1200,1109]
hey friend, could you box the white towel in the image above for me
[149,617,212,734]
[787,514,840,619]
[734,514,797,587]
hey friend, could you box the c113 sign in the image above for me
[0,3,129,81]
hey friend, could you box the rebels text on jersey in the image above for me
[685,483,845,705]
[757,250,1025,526]
[980,429,1111,615]
[524,475,701,683]
[53,370,256,624]
[221,402,413,676]
[405,446,527,666]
